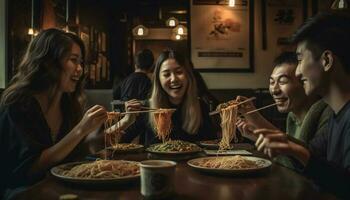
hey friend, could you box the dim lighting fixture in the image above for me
[28,0,34,36]
[229,0,235,7]
[62,26,70,33]
[174,25,187,35]
[178,27,184,35]
[331,0,348,9]
[28,28,34,35]
[132,25,149,36]
[138,28,144,35]
[166,17,178,27]
[171,33,184,41]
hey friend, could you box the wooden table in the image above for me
[14,151,338,200]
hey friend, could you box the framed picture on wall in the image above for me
[190,0,254,72]
[266,0,306,50]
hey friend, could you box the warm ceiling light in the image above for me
[169,19,176,27]
[178,27,184,35]
[229,0,235,7]
[331,0,348,9]
[28,28,34,35]
[166,17,178,27]
[175,35,181,40]
[137,27,144,36]
[173,25,187,36]
[132,25,148,36]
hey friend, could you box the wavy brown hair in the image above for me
[1,28,86,129]
[149,49,202,135]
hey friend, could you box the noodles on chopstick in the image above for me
[219,101,238,150]
[104,112,123,159]
[153,109,174,143]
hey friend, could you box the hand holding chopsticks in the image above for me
[122,99,176,115]
[110,108,177,115]
[209,97,256,116]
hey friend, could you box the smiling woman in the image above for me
[120,49,217,146]
[0,28,108,199]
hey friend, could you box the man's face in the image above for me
[295,41,328,96]
[269,63,307,113]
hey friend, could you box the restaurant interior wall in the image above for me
[4,0,343,91]
[0,0,6,89]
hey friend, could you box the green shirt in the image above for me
[275,100,333,170]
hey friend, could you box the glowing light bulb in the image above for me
[178,27,184,35]
[137,28,144,36]
[229,0,235,7]
[169,19,176,27]
[28,28,34,35]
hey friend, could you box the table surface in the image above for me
[14,149,338,200]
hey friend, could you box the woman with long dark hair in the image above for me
[0,28,107,199]
[121,49,217,145]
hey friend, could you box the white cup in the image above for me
[140,160,177,199]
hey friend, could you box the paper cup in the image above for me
[140,160,177,199]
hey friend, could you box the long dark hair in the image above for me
[1,28,86,128]
[149,49,202,134]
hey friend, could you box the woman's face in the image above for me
[59,43,83,93]
[159,58,188,105]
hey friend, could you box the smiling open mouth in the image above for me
[71,77,80,82]
[169,85,182,89]
[273,98,287,104]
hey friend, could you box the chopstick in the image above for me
[120,108,177,115]
[209,97,256,116]
[140,106,157,111]
[120,110,158,115]
[243,102,279,115]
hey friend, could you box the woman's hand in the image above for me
[123,99,142,125]
[125,99,143,111]
[77,105,107,136]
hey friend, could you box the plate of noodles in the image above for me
[187,155,272,175]
[146,140,203,155]
[106,143,144,153]
[51,160,140,185]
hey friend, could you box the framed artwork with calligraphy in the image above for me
[266,0,306,48]
[190,0,254,72]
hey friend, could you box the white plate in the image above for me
[187,156,272,175]
[204,149,252,156]
[146,147,202,155]
[51,161,140,185]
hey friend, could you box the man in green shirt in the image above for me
[237,52,332,170]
